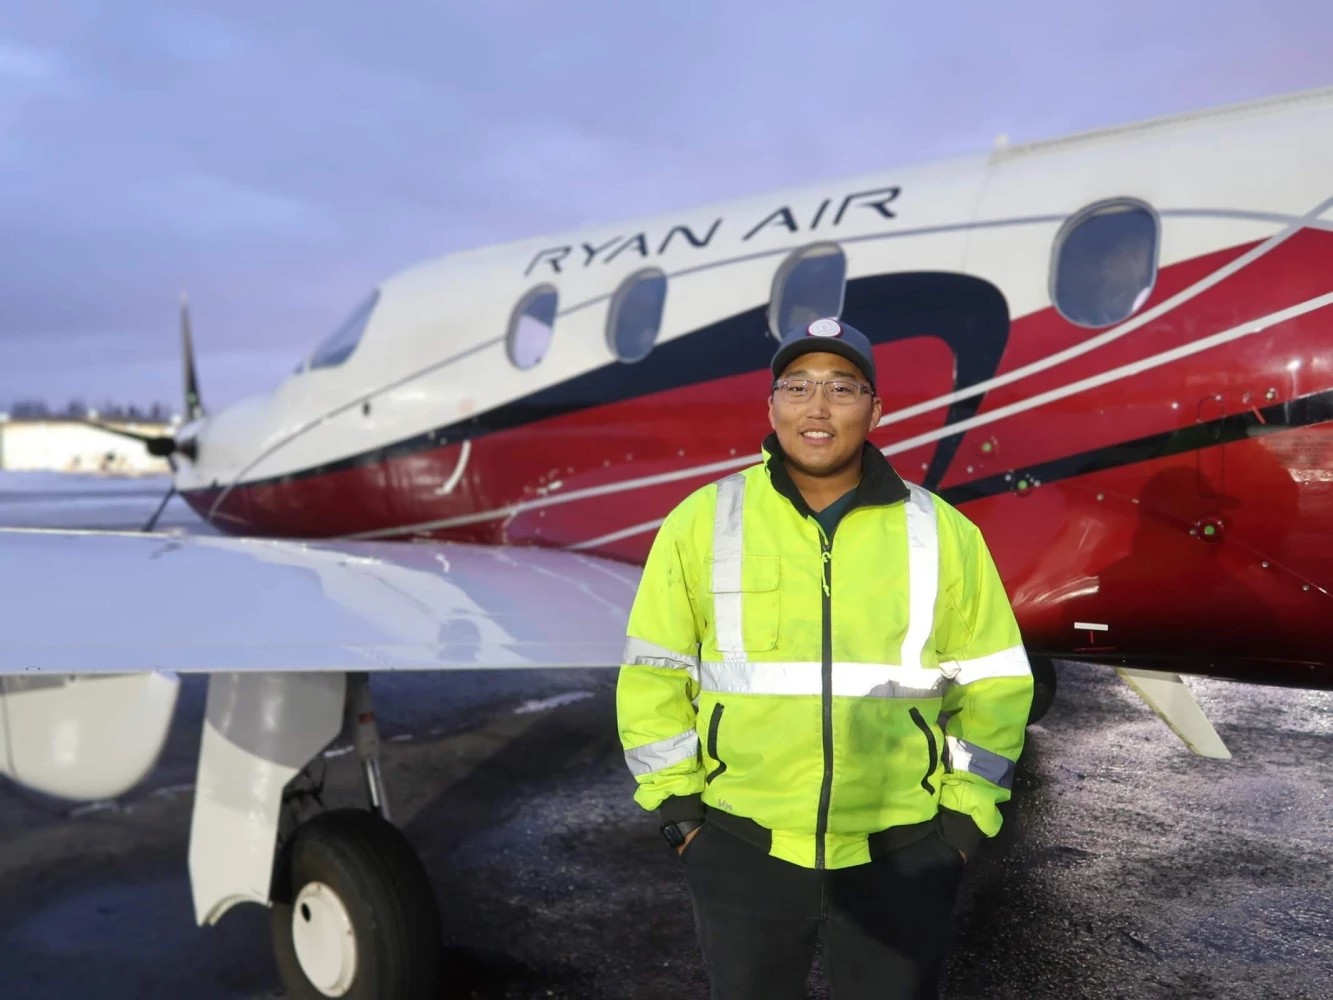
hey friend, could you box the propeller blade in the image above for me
[80,418,172,450]
[78,295,207,469]
[181,291,205,422]
[79,419,153,444]
[80,419,194,461]
[142,483,178,533]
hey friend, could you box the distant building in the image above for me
[0,417,173,475]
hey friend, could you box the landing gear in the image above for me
[271,809,443,1000]
[271,674,443,999]
[1028,656,1057,725]
[188,672,443,1000]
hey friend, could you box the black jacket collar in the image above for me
[761,432,909,519]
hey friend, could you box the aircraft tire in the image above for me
[270,808,442,1000]
[1028,655,1057,725]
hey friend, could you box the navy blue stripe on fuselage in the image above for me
[938,387,1333,507]
[195,271,1010,493]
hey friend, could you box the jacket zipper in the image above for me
[705,702,727,784]
[909,707,938,796]
[815,532,834,869]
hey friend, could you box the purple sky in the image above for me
[2,1,1330,412]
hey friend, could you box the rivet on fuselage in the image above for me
[1261,561,1270,568]
[1266,388,1278,401]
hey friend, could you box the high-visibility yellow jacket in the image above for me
[616,435,1033,869]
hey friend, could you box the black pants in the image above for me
[680,822,965,1000]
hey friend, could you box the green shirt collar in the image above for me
[760,431,910,520]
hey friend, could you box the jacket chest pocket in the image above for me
[709,555,780,653]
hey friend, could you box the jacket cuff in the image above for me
[658,793,705,824]
[938,806,985,857]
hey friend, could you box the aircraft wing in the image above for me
[0,528,641,674]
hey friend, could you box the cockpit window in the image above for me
[308,290,380,370]
[1052,200,1158,328]
[507,285,558,370]
[769,243,847,340]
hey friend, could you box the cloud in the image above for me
[0,35,71,163]
[127,173,335,239]
[0,37,62,82]
[1,0,1331,410]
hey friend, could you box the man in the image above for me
[616,317,1033,999]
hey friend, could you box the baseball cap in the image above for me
[770,318,877,390]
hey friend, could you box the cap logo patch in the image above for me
[807,318,842,338]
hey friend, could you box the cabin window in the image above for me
[309,290,380,370]
[1051,200,1158,328]
[607,268,667,363]
[769,242,847,340]
[506,285,558,370]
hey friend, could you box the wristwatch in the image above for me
[661,818,703,850]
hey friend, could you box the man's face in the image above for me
[767,352,883,478]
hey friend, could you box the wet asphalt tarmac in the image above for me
[1,475,1331,999]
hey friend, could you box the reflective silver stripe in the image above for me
[902,484,940,671]
[699,660,944,699]
[941,645,1031,686]
[945,735,1016,790]
[624,729,700,777]
[712,474,747,654]
[622,636,700,673]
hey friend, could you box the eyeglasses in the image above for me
[772,378,873,405]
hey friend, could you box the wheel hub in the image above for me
[291,881,358,996]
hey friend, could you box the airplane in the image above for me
[3,82,1332,999]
